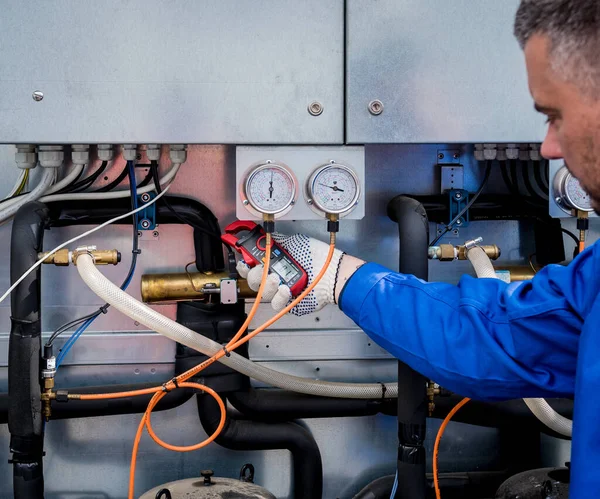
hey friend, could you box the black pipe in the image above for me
[228,386,397,422]
[9,202,50,498]
[353,475,396,499]
[387,196,429,499]
[198,394,323,499]
[46,195,225,273]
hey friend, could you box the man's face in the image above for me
[524,34,600,212]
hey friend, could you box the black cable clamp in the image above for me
[132,249,142,255]
[380,382,387,401]
[99,304,110,314]
[222,346,231,357]
[162,377,179,392]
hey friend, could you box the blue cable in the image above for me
[389,470,398,499]
[56,161,139,367]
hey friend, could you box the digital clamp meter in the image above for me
[222,220,308,297]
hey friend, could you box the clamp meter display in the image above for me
[222,221,308,297]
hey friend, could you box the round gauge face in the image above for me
[565,173,593,211]
[245,165,296,215]
[309,164,360,214]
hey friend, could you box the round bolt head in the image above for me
[140,219,151,229]
[243,199,249,205]
[453,229,459,235]
[152,231,159,237]
[438,153,445,160]
[141,193,151,202]
[368,100,384,115]
[453,153,460,159]
[555,197,562,205]
[32,91,44,101]
[307,199,313,205]
[455,219,463,225]
[454,192,462,199]
[308,101,324,116]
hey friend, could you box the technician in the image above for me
[244,1,600,496]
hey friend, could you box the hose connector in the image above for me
[41,352,56,421]
[39,247,121,266]
[262,213,275,234]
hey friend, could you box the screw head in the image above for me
[152,231,159,238]
[368,100,384,115]
[438,153,445,160]
[453,153,460,159]
[307,199,313,205]
[454,192,462,200]
[453,229,459,235]
[140,219,151,229]
[308,101,323,116]
[32,91,44,102]
[243,199,249,206]
[555,197,562,205]
[141,193,151,202]
[455,219,463,225]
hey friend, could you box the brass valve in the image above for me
[39,247,121,266]
[429,244,501,261]
[427,381,441,416]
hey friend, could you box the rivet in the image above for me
[32,91,44,102]
[368,100,384,115]
[308,101,324,116]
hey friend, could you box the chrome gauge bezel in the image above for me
[305,162,361,218]
[241,161,298,218]
[553,165,594,214]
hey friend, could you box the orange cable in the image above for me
[433,397,470,499]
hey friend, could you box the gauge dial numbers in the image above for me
[306,163,361,217]
[241,162,298,217]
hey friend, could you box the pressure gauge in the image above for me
[241,161,298,218]
[553,165,593,213]
[305,162,361,217]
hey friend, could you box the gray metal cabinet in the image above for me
[0,1,344,144]
[346,0,546,144]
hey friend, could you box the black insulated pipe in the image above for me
[387,196,430,499]
[228,386,397,422]
[9,201,50,498]
[198,394,323,499]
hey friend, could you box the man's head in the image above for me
[514,0,600,211]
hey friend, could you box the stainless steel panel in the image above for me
[0,1,344,144]
[236,146,366,221]
[346,0,547,143]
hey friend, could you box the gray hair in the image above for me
[514,0,600,92]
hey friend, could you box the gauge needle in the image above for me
[269,172,274,199]
[319,183,344,192]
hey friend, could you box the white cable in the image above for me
[466,244,573,437]
[38,162,181,203]
[45,164,86,195]
[0,185,171,306]
[76,254,398,399]
[0,167,56,224]
[4,170,27,199]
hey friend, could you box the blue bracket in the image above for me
[137,192,157,230]
[448,189,470,227]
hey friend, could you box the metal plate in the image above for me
[0,1,344,144]
[236,146,365,221]
[346,0,547,143]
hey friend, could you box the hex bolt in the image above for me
[140,193,151,203]
[32,91,44,102]
[308,101,323,116]
[140,219,151,229]
[368,100,384,115]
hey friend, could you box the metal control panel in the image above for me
[236,146,365,221]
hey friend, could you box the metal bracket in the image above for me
[448,189,470,227]
[220,278,238,305]
[137,192,157,230]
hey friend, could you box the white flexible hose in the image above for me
[466,245,573,437]
[45,164,86,195]
[0,167,56,223]
[76,254,398,399]
[523,398,572,437]
[5,170,27,199]
[39,162,181,203]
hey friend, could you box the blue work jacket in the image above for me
[339,241,600,498]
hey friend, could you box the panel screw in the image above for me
[455,219,463,225]
[308,101,323,116]
[555,197,562,205]
[453,229,459,235]
[438,153,445,160]
[32,91,44,102]
[137,231,143,238]
[453,153,460,159]
[140,219,151,229]
[153,231,159,238]
[136,153,142,161]
[307,199,313,205]
[243,199,249,206]
[141,193,151,203]
[368,100,384,115]
[454,192,462,200]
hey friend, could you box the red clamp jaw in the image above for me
[222,220,264,267]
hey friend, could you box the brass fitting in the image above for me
[39,247,121,266]
[429,244,500,261]
[427,381,441,416]
[141,272,255,304]
[495,266,536,282]
[457,244,501,261]
[42,377,54,421]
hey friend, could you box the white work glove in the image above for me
[236,233,345,316]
